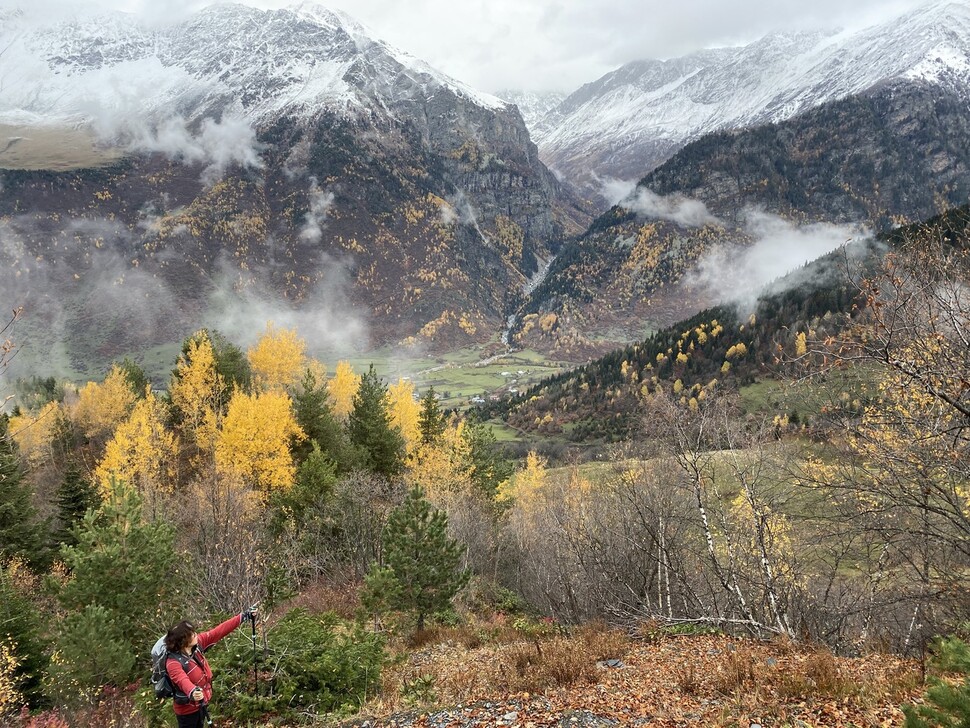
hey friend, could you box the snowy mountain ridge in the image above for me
[535,0,970,194]
[0,2,507,135]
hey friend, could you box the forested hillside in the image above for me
[517,83,970,354]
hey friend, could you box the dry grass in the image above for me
[278,577,362,620]
[374,618,633,712]
[344,631,925,726]
[0,124,122,170]
[712,645,759,695]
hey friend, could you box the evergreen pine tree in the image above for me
[293,369,352,470]
[0,561,49,708]
[116,357,150,396]
[358,565,401,624]
[463,423,513,501]
[53,480,178,696]
[417,387,446,446]
[347,365,405,477]
[378,487,468,629]
[52,466,99,549]
[172,329,252,407]
[0,422,46,569]
[904,636,970,727]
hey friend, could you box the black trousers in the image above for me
[175,708,205,728]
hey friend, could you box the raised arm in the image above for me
[197,614,243,651]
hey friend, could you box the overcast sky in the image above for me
[19,0,932,92]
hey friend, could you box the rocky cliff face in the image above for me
[0,3,578,376]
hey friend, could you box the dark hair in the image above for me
[165,620,196,653]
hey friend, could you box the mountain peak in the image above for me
[0,1,508,130]
[534,0,970,197]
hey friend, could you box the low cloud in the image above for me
[596,175,637,207]
[684,209,865,310]
[126,115,264,184]
[0,212,368,384]
[205,254,368,355]
[299,178,336,243]
[437,199,459,226]
[621,187,721,228]
[443,190,491,244]
[444,190,479,227]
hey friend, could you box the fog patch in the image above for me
[444,190,491,244]
[0,212,368,382]
[205,254,368,357]
[122,115,264,184]
[620,187,721,228]
[596,175,637,207]
[299,178,335,243]
[437,199,459,226]
[685,209,867,310]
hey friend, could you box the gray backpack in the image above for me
[150,636,197,703]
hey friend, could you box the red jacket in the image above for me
[167,614,243,716]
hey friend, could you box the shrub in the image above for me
[903,636,970,727]
[208,608,385,722]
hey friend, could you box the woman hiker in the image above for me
[164,607,258,727]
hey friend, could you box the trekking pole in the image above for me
[248,603,259,697]
[200,701,213,727]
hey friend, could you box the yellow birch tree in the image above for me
[215,390,305,495]
[328,360,360,421]
[8,401,62,467]
[408,421,473,500]
[170,332,224,450]
[247,322,307,392]
[95,389,179,499]
[388,378,421,456]
[71,365,137,443]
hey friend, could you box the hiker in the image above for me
[164,608,258,727]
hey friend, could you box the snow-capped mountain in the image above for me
[537,0,970,197]
[498,90,567,141]
[0,2,508,129]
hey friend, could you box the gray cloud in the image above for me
[684,209,866,310]
[108,114,264,184]
[621,188,721,228]
[0,210,368,383]
[299,177,335,243]
[312,0,927,91]
[204,253,368,355]
[597,176,638,207]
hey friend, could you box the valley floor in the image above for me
[341,633,920,727]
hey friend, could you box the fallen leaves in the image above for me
[343,632,921,727]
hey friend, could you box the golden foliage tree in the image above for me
[388,378,421,456]
[8,401,62,467]
[0,639,21,719]
[408,421,473,501]
[95,390,179,504]
[499,449,548,506]
[170,332,224,450]
[248,322,307,392]
[71,365,137,443]
[328,360,360,421]
[215,390,305,494]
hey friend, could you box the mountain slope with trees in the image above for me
[0,4,586,378]
[517,81,970,354]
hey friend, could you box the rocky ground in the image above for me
[341,633,922,727]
